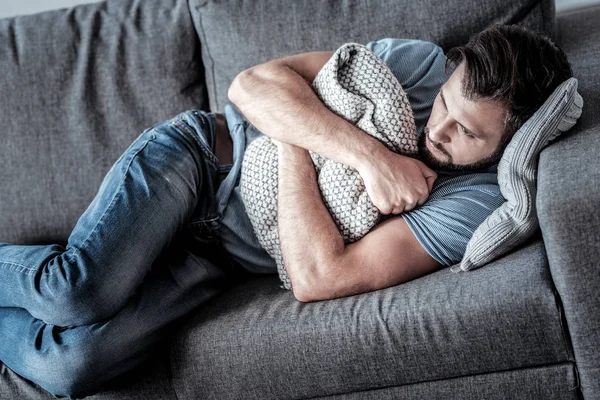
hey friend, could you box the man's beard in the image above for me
[417,128,506,173]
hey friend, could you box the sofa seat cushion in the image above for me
[170,237,573,399]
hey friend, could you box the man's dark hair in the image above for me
[445,24,573,141]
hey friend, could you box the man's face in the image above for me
[419,63,509,172]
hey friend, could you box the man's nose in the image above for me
[428,117,453,143]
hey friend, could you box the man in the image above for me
[223,24,572,301]
[0,24,572,398]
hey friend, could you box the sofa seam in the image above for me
[190,3,218,112]
[300,361,580,399]
[505,0,542,26]
[539,0,557,41]
[165,346,181,400]
[544,256,578,362]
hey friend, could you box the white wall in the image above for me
[0,0,102,19]
[555,0,600,11]
[0,0,599,19]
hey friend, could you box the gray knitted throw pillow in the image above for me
[452,77,583,273]
[240,43,418,290]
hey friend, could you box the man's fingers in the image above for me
[405,201,418,212]
[377,204,393,215]
[426,175,437,192]
[391,206,404,214]
[418,163,438,192]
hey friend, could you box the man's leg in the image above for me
[0,238,235,399]
[0,110,222,327]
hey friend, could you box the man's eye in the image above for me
[460,126,474,138]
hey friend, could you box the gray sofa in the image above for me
[0,0,598,398]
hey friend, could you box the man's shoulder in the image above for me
[365,38,444,60]
[365,38,448,136]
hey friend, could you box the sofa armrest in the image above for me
[540,6,600,398]
[537,107,600,397]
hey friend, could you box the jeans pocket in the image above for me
[187,216,220,244]
[172,111,220,170]
[180,216,252,283]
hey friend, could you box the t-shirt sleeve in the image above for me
[365,38,448,136]
[400,180,506,267]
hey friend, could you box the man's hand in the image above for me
[275,135,437,215]
[357,150,438,215]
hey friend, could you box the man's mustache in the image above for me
[423,127,449,157]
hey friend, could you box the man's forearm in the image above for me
[228,62,387,172]
[276,143,344,298]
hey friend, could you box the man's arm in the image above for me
[228,51,384,172]
[228,51,437,215]
[277,142,442,302]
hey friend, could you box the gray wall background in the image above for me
[0,0,599,18]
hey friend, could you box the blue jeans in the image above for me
[0,110,250,398]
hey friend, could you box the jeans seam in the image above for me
[49,133,156,272]
[0,260,37,274]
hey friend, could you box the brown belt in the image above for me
[214,113,234,188]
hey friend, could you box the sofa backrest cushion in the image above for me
[189,0,556,112]
[0,0,209,244]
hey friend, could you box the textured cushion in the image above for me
[170,238,573,399]
[0,0,208,245]
[453,78,583,272]
[189,0,556,112]
[240,43,417,290]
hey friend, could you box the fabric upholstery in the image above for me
[188,0,556,112]
[240,43,418,290]
[455,78,583,272]
[170,238,573,399]
[537,5,600,399]
[0,0,209,246]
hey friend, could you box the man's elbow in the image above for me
[228,68,255,107]
[290,272,314,303]
[287,261,325,303]
[288,260,343,303]
[291,259,373,303]
[292,287,312,303]
[229,62,294,108]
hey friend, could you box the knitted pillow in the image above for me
[451,77,584,273]
[240,43,418,290]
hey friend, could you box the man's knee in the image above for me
[37,284,123,327]
[32,252,129,327]
[22,338,104,398]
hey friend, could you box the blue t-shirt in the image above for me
[218,38,505,273]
